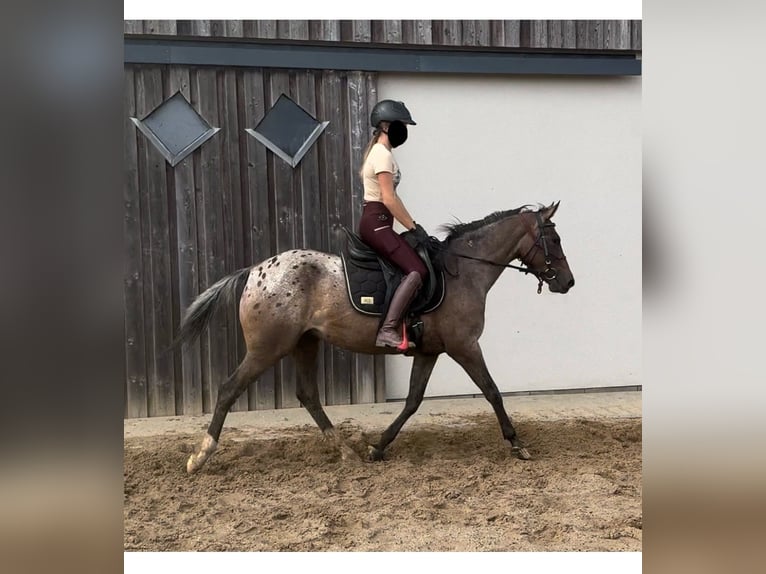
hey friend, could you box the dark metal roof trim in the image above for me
[124,38,641,77]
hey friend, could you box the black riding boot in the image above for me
[375,272,422,348]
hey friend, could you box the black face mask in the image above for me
[386,121,408,148]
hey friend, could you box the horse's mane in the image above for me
[439,204,540,241]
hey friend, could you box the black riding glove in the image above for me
[403,222,430,249]
[411,222,430,244]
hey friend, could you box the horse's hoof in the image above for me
[186,454,201,474]
[186,434,218,474]
[512,446,532,460]
[367,445,385,462]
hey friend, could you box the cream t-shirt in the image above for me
[362,143,401,202]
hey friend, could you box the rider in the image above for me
[358,99,428,350]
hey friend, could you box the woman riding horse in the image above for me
[358,99,428,350]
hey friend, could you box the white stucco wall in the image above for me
[378,73,641,400]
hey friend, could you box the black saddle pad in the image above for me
[340,230,446,317]
[341,252,392,315]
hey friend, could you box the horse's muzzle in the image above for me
[550,277,575,294]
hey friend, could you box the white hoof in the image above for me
[186,434,218,474]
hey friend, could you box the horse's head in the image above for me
[519,202,575,294]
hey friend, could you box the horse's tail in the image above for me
[172,267,252,349]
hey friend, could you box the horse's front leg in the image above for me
[448,341,532,460]
[368,353,439,461]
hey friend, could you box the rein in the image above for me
[446,251,533,274]
[441,212,558,294]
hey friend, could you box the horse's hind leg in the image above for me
[293,333,360,462]
[186,352,266,474]
[448,342,532,460]
[368,353,439,461]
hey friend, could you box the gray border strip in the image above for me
[245,120,329,168]
[130,117,220,166]
[124,38,641,77]
[395,385,643,403]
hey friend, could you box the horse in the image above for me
[178,201,574,474]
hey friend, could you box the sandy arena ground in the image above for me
[124,391,641,552]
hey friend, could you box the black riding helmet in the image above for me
[370,100,417,128]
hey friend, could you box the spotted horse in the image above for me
[178,202,574,473]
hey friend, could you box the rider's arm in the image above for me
[378,172,416,231]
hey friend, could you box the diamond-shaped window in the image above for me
[130,92,220,167]
[246,94,328,168]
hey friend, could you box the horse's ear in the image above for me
[543,201,560,221]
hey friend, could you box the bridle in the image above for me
[446,212,564,294]
[520,212,561,294]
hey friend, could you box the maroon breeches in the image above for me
[358,202,427,279]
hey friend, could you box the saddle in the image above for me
[340,228,446,333]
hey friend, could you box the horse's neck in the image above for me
[453,218,528,289]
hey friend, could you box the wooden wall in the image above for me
[124,64,384,418]
[124,20,642,52]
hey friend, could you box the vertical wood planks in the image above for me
[243,21,257,39]
[168,67,203,416]
[123,19,641,51]
[384,21,403,44]
[144,20,176,35]
[256,20,278,39]
[402,21,432,45]
[433,20,462,46]
[503,21,522,47]
[176,21,192,36]
[310,20,341,41]
[346,71,375,404]
[346,73,369,234]
[267,70,299,408]
[124,67,148,418]
[352,21,372,43]
[576,21,588,49]
[461,21,490,47]
[461,21,477,46]
[490,21,505,47]
[135,67,176,417]
[224,21,244,38]
[474,21,491,47]
[606,20,630,50]
[241,68,278,410]
[531,20,548,48]
[294,72,323,252]
[373,21,402,44]
[563,21,577,49]
[142,21,160,34]
[278,20,309,40]
[191,21,211,37]
[631,21,642,51]
[520,20,532,48]
[210,21,226,37]
[124,21,143,35]
[191,68,228,413]
[548,21,564,49]
[219,68,248,412]
[586,20,604,50]
[318,72,352,405]
[366,72,386,402]
[294,70,326,400]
